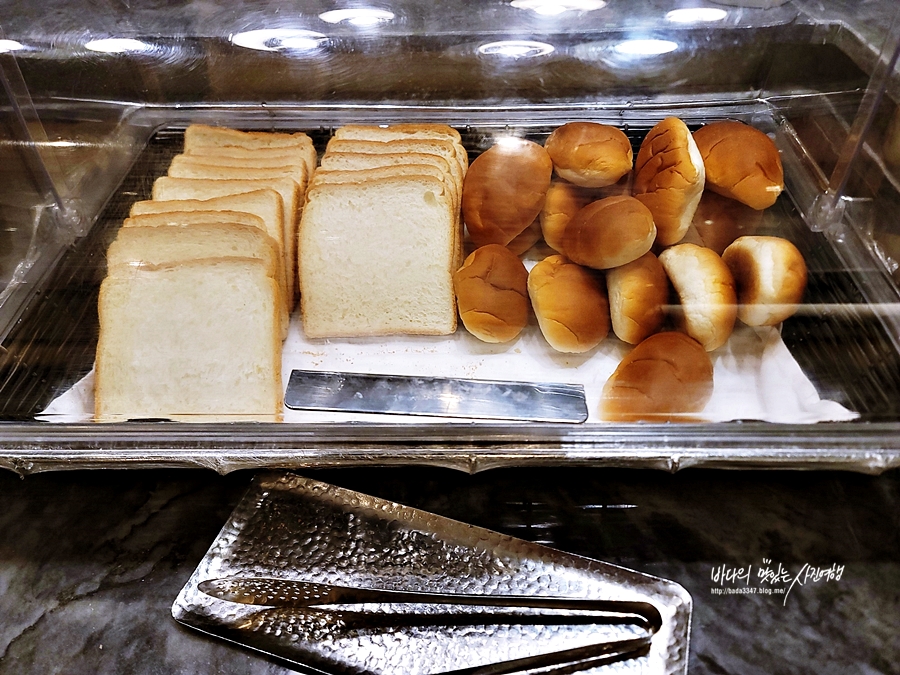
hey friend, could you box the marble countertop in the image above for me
[0,466,898,674]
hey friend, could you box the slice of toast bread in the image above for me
[95,257,282,422]
[299,175,458,337]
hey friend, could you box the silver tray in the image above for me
[2,99,900,474]
[172,471,692,674]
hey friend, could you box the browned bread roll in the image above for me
[633,117,706,246]
[722,236,807,326]
[659,243,737,351]
[544,122,633,188]
[606,252,669,344]
[527,254,610,353]
[562,195,656,270]
[540,181,598,253]
[453,244,529,343]
[691,191,763,255]
[600,332,714,422]
[693,121,784,210]
[462,139,553,247]
[506,219,542,256]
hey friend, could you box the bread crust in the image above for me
[462,139,553,247]
[540,181,599,253]
[691,191,763,255]
[607,252,669,344]
[693,121,783,210]
[544,122,633,188]
[562,195,656,270]
[528,254,610,353]
[506,219,542,256]
[659,243,737,351]
[600,331,713,422]
[454,244,529,343]
[722,235,807,326]
[633,117,706,246]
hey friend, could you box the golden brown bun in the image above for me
[453,244,529,343]
[507,219,542,256]
[540,181,598,252]
[462,139,553,247]
[600,332,714,422]
[693,121,784,210]
[659,243,737,351]
[544,122,633,188]
[691,191,764,255]
[527,255,610,353]
[633,117,706,246]
[722,236,807,326]
[562,196,657,270]
[606,252,669,344]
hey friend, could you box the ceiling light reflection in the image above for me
[230,29,328,52]
[665,8,728,23]
[318,8,395,26]
[478,40,555,58]
[494,136,530,149]
[510,0,607,15]
[0,39,25,53]
[84,38,153,54]
[613,39,678,56]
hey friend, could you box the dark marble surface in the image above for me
[0,467,898,674]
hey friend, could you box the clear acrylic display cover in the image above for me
[1,0,900,473]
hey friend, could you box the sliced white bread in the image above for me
[183,145,318,186]
[310,164,459,212]
[95,257,282,422]
[318,151,459,207]
[324,138,463,200]
[167,154,308,195]
[151,176,299,303]
[129,189,284,255]
[299,175,458,337]
[332,124,467,174]
[176,147,317,186]
[106,222,288,339]
[123,209,266,232]
[183,124,317,179]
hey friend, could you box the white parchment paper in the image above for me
[39,314,857,424]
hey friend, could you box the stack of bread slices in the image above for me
[298,124,466,338]
[94,124,315,422]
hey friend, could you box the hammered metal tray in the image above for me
[172,472,691,674]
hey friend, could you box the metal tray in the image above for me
[172,471,692,674]
[1,103,900,474]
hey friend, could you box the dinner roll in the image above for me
[633,117,706,246]
[722,236,807,326]
[607,252,669,344]
[693,121,784,210]
[462,138,553,247]
[691,191,763,255]
[562,195,656,270]
[600,332,714,422]
[659,243,737,351]
[540,181,598,253]
[544,122,633,188]
[528,255,610,353]
[507,219,542,256]
[453,244,530,343]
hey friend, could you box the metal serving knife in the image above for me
[284,369,589,423]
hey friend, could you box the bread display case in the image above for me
[2,0,900,473]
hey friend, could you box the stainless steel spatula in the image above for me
[284,369,588,422]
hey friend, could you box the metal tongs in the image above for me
[199,576,662,674]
